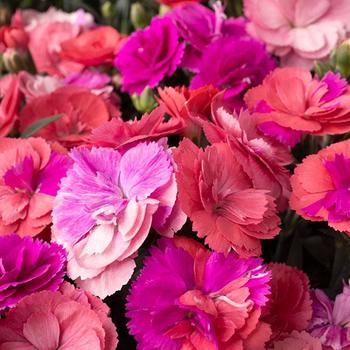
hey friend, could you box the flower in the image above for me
[127,237,272,350]
[60,26,127,67]
[261,263,312,340]
[244,0,350,68]
[0,137,72,236]
[290,140,350,235]
[168,2,246,71]
[191,36,276,111]
[0,25,28,51]
[18,7,94,77]
[245,69,350,146]
[308,284,350,349]
[173,139,280,257]
[0,282,118,350]
[19,86,111,148]
[0,73,21,136]
[115,16,185,94]
[200,94,292,211]
[19,71,63,102]
[0,234,66,310]
[52,142,185,298]
[270,331,322,350]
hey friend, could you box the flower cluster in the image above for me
[1,1,350,349]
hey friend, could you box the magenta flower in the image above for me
[0,234,66,310]
[308,284,350,349]
[168,2,246,71]
[114,16,185,94]
[52,141,185,298]
[190,37,276,111]
[127,237,272,350]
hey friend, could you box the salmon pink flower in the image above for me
[115,16,185,94]
[19,86,111,148]
[291,140,350,236]
[271,331,322,350]
[244,0,350,68]
[200,95,292,211]
[52,141,185,298]
[60,26,127,67]
[0,234,66,310]
[0,73,21,136]
[0,137,72,237]
[127,237,272,350]
[308,284,350,349]
[173,139,280,257]
[245,69,350,146]
[262,263,312,341]
[0,282,118,350]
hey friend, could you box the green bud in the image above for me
[314,60,333,79]
[159,4,171,16]
[331,41,350,78]
[131,87,157,113]
[3,48,36,74]
[101,1,115,21]
[130,3,150,29]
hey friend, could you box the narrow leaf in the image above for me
[21,114,63,138]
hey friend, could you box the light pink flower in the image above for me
[244,0,350,68]
[53,142,185,298]
[0,282,118,350]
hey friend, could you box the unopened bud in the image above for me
[130,3,150,29]
[101,1,116,21]
[3,48,35,73]
[159,4,171,16]
[331,41,350,78]
[0,5,11,26]
[131,87,157,113]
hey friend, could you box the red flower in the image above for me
[173,139,280,257]
[60,26,127,67]
[262,263,312,341]
[0,25,28,51]
[19,86,111,148]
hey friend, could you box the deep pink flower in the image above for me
[115,16,185,94]
[52,142,185,297]
[127,237,272,350]
[0,234,66,310]
[173,139,280,257]
[0,282,118,350]
[244,0,350,68]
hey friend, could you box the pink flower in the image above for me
[0,282,118,350]
[200,93,292,211]
[290,140,350,235]
[0,73,21,136]
[52,142,185,298]
[262,263,313,341]
[16,7,94,77]
[271,331,322,350]
[173,139,280,257]
[244,0,350,68]
[0,137,72,237]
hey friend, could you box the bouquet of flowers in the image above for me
[1,0,350,349]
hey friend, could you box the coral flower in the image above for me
[200,95,292,211]
[245,69,350,146]
[290,140,350,235]
[115,16,185,94]
[60,26,127,67]
[262,263,312,341]
[52,142,185,298]
[308,284,350,349]
[173,139,280,257]
[127,237,272,350]
[0,234,66,310]
[271,331,322,350]
[0,282,118,350]
[0,137,72,236]
[19,86,111,148]
[244,0,350,68]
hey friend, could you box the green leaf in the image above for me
[21,114,63,138]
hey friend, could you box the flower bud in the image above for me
[0,5,11,26]
[3,48,35,73]
[331,41,350,78]
[131,87,157,113]
[130,3,150,29]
